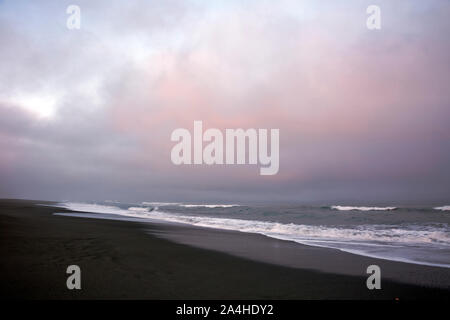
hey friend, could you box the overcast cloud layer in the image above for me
[0,0,449,204]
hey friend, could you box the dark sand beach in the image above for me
[0,199,449,300]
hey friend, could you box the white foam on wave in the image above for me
[128,207,152,213]
[141,202,239,208]
[59,202,158,215]
[142,202,181,206]
[331,206,397,211]
[55,202,126,215]
[434,205,450,211]
[180,204,239,208]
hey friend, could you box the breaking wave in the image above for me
[179,204,239,208]
[331,206,397,211]
[141,202,239,208]
[435,206,450,211]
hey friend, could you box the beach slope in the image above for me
[0,199,448,299]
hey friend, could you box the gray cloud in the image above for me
[0,0,449,204]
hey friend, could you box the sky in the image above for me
[0,0,449,204]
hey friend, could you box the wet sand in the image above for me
[0,199,449,299]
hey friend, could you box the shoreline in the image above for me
[146,221,450,289]
[0,199,449,299]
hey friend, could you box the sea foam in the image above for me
[435,206,450,211]
[331,206,397,211]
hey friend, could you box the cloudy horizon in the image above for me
[0,0,449,204]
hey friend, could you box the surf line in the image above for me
[170,121,279,175]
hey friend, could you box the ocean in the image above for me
[52,201,450,268]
